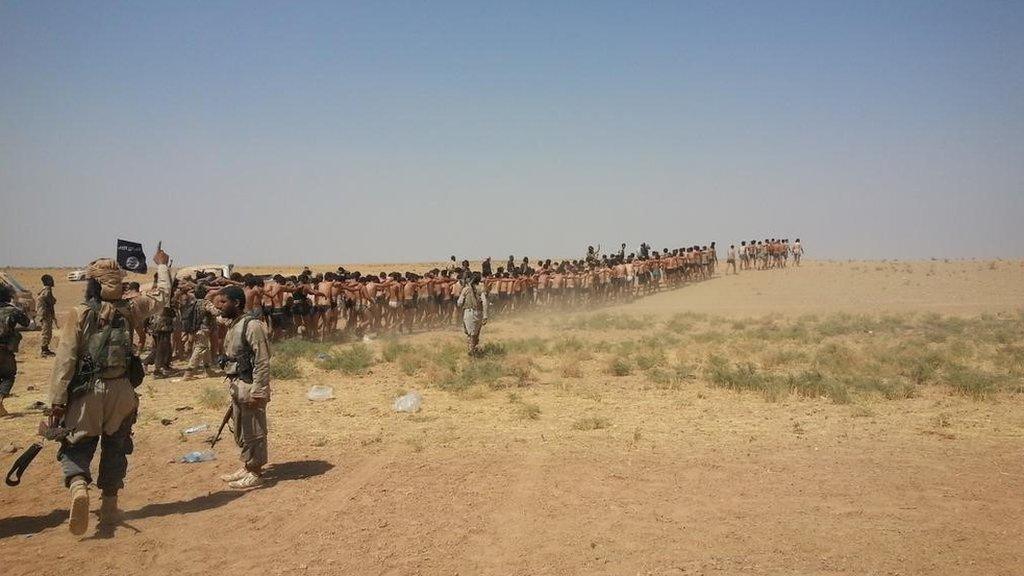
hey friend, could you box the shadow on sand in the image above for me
[2,459,334,540]
[0,509,66,540]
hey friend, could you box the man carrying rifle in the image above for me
[0,285,31,417]
[48,247,171,536]
[214,285,272,490]
[36,274,57,357]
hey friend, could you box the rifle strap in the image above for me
[5,443,43,487]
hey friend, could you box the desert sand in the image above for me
[1,259,1022,576]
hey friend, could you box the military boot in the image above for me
[228,471,264,490]
[220,468,248,483]
[98,492,120,527]
[68,477,90,536]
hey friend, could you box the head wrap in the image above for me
[86,258,126,301]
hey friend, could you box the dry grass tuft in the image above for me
[572,416,611,431]
[197,385,227,409]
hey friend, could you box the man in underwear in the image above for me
[612,260,626,300]
[624,257,636,299]
[322,273,346,340]
[263,275,295,340]
[384,273,404,331]
[438,270,456,326]
[536,266,549,306]
[401,273,419,334]
[549,266,565,306]
[362,273,390,335]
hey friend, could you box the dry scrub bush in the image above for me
[197,385,227,409]
[270,356,301,380]
[321,343,375,375]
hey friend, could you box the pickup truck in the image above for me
[174,264,235,282]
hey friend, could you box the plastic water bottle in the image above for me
[393,391,422,413]
[182,424,209,435]
[181,451,216,463]
[306,385,334,401]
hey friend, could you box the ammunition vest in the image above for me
[462,285,483,311]
[82,300,134,380]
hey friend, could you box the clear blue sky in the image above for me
[2,1,1022,266]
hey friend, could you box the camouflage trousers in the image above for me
[231,393,268,471]
[38,315,54,349]
[0,348,16,397]
[188,330,212,370]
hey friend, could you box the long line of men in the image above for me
[0,238,804,535]
[132,238,802,378]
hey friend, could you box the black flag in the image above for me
[116,239,148,274]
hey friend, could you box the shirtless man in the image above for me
[362,273,392,334]
[416,273,436,326]
[600,262,613,301]
[612,260,627,300]
[549,267,565,306]
[536,267,549,306]
[243,276,265,318]
[288,276,319,339]
[316,273,341,340]
[624,257,636,299]
[448,272,464,325]
[263,275,295,340]
[384,273,404,331]
[401,273,419,334]
[438,270,457,326]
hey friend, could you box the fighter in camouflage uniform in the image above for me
[456,273,489,356]
[48,248,171,535]
[214,285,272,490]
[36,274,57,357]
[0,286,31,417]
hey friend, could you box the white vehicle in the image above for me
[174,264,234,282]
[67,269,87,282]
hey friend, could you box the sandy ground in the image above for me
[1,260,1023,576]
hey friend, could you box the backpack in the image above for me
[181,300,203,333]
[68,300,144,401]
